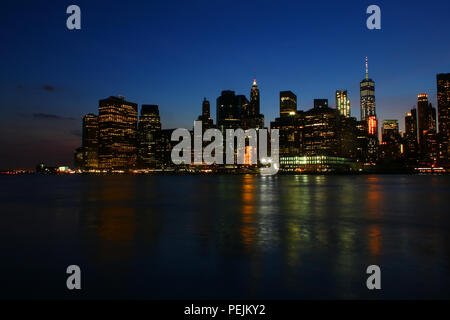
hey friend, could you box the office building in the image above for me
[137,105,162,169]
[98,96,138,170]
[216,90,241,131]
[197,98,214,130]
[280,91,297,117]
[437,73,450,165]
[404,110,418,165]
[336,91,350,117]
[360,57,376,122]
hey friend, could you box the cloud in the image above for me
[33,113,75,121]
[42,84,56,92]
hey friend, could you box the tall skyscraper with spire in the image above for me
[359,58,378,163]
[250,79,260,116]
[243,79,264,129]
[360,57,376,122]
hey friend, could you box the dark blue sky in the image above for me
[1,0,449,168]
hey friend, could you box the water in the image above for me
[1,174,449,299]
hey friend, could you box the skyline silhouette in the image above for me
[1,0,450,168]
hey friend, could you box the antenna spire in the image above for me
[365,57,369,80]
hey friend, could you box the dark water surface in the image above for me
[1,174,449,299]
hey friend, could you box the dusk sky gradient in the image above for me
[1,0,449,169]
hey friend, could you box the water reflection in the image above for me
[240,175,256,249]
[70,174,450,299]
[80,177,137,263]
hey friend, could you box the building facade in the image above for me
[404,110,419,165]
[137,104,162,169]
[197,98,214,130]
[417,93,438,165]
[437,73,450,165]
[280,91,297,117]
[360,57,376,122]
[303,104,339,157]
[336,90,350,118]
[216,90,241,132]
[380,120,402,162]
[98,96,138,170]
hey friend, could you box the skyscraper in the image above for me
[137,104,162,169]
[437,73,450,165]
[250,79,260,116]
[335,91,350,117]
[197,98,214,130]
[245,79,264,129]
[303,103,339,156]
[355,120,369,162]
[417,93,438,165]
[367,115,378,163]
[382,120,399,141]
[380,120,402,163]
[280,91,297,117]
[81,113,99,170]
[338,116,359,160]
[404,110,418,164]
[237,94,252,130]
[98,96,138,170]
[157,128,176,169]
[417,94,436,146]
[216,90,241,131]
[202,98,210,119]
[360,57,376,121]
[437,73,450,137]
[271,92,302,157]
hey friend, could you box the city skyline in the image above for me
[2,1,450,304]
[1,0,450,169]
[65,70,448,174]
[3,69,450,170]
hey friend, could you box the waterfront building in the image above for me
[404,110,419,165]
[417,93,438,165]
[137,105,162,169]
[380,120,402,162]
[338,116,359,160]
[437,73,450,165]
[98,96,138,170]
[279,155,356,172]
[271,92,303,157]
[302,104,339,157]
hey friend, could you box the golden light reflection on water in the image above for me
[97,182,136,243]
[241,175,256,248]
[81,177,137,263]
[68,175,450,298]
[365,175,383,259]
[368,225,382,256]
